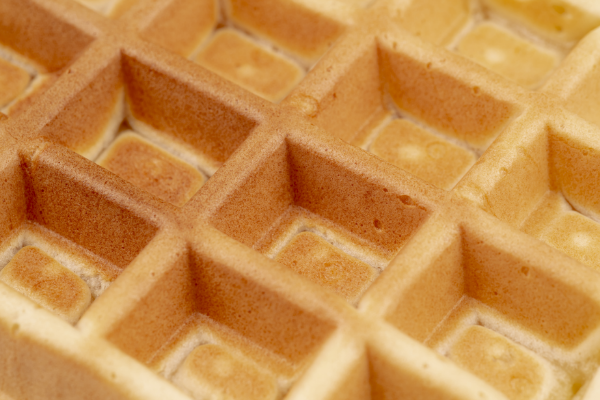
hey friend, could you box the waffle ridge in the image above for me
[3,0,600,399]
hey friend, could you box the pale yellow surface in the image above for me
[457,23,557,89]
[448,326,544,400]
[173,344,278,400]
[542,211,600,271]
[195,29,304,103]
[520,191,600,271]
[0,58,30,108]
[0,246,91,324]
[108,0,139,18]
[370,119,475,190]
[520,191,566,237]
[482,0,600,42]
[275,232,376,303]
[399,0,470,46]
[98,132,205,207]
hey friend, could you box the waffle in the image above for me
[2,0,600,399]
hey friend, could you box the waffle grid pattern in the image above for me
[2,0,600,399]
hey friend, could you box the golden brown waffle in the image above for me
[2,0,600,399]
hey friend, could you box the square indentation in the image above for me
[85,236,337,398]
[429,298,576,400]
[457,111,600,274]
[373,217,600,399]
[40,49,263,205]
[32,43,263,174]
[124,0,358,102]
[392,0,600,89]
[208,129,433,304]
[285,28,522,190]
[0,143,160,323]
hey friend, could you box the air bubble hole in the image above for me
[400,195,414,206]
